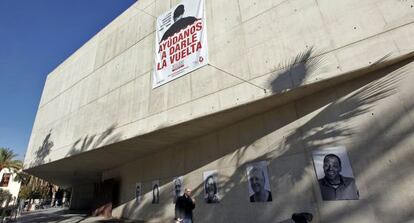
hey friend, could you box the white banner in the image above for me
[152,0,208,88]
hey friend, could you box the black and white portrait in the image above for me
[246,161,272,202]
[173,176,183,203]
[152,180,160,204]
[312,146,359,201]
[203,170,219,203]
[135,182,142,203]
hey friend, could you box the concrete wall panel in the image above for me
[106,60,414,222]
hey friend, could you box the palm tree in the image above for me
[0,148,22,173]
[14,171,30,186]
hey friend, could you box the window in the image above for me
[0,173,11,187]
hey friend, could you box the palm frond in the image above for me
[0,147,21,171]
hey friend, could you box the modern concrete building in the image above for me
[24,0,414,222]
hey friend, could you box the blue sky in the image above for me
[0,0,136,160]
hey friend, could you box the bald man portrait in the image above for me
[318,154,359,200]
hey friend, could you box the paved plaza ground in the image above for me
[10,208,299,223]
[11,208,144,223]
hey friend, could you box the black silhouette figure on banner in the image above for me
[318,154,359,200]
[161,4,199,42]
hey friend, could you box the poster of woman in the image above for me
[135,182,142,203]
[152,180,160,204]
[173,176,183,203]
[246,161,272,202]
[203,170,219,203]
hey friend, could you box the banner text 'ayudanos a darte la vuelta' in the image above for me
[152,0,208,88]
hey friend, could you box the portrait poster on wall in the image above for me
[203,170,219,203]
[135,182,142,203]
[152,180,160,204]
[173,176,184,203]
[152,0,208,88]
[246,161,272,202]
[312,146,359,200]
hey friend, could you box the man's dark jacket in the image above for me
[175,194,195,220]
[318,175,359,200]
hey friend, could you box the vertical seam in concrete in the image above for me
[238,0,253,85]
[292,98,321,221]
[189,71,194,106]
[236,0,243,25]
[313,0,341,68]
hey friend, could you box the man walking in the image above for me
[175,188,195,223]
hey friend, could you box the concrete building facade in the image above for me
[24,0,414,222]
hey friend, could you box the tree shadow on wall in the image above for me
[117,158,208,222]
[111,49,316,222]
[203,53,403,220]
[269,47,324,92]
[29,123,122,163]
[207,55,411,222]
[288,65,402,152]
[265,59,413,222]
[66,123,122,157]
[117,53,413,222]
[317,69,414,222]
[30,130,54,167]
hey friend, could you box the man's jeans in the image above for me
[183,218,193,223]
